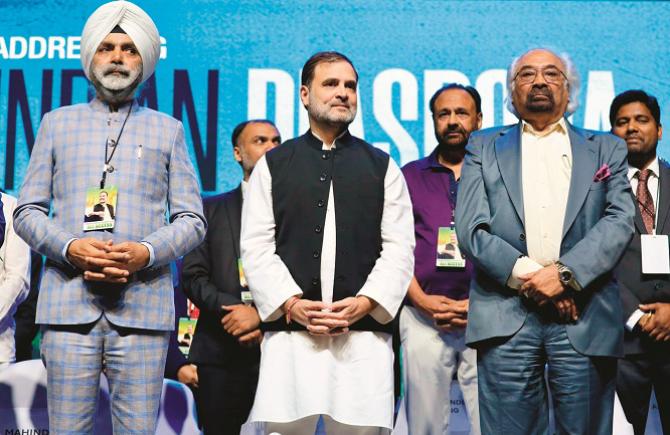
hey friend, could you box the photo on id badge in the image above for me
[437,226,466,268]
[83,186,118,231]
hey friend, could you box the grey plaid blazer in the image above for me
[14,99,206,331]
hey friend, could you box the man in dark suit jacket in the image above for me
[611,90,670,435]
[181,119,280,434]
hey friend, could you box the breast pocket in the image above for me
[110,144,169,210]
[130,147,168,192]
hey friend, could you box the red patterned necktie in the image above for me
[637,169,655,234]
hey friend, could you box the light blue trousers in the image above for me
[477,310,616,435]
[41,314,169,434]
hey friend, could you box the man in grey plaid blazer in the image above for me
[13,2,206,433]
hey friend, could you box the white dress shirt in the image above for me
[240,137,414,428]
[0,193,31,364]
[508,119,572,288]
[625,157,660,331]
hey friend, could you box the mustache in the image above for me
[528,86,553,98]
[101,65,131,77]
[441,125,466,136]
[330,102,351,109]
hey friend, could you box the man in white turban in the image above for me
[14,1,206,433]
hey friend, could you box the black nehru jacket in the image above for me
[263,130,391,333]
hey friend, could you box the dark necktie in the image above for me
[637,169,655,234]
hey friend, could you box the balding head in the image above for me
[506,48,580,123]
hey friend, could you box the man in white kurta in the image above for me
[241,51,414,434]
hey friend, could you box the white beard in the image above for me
[92,63,142,91]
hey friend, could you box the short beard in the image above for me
[524,86,555,113]
[436,127,469,149]
[308,96,356,128]
[627,147,657,170]
[90,63,143,106]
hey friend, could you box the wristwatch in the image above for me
[556,261,581,291]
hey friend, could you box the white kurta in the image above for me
[240,139,414,429]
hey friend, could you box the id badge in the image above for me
[83,186,118,231]
[177,317,197,357]
[238,258,248,288]
[641,234,670,274]
[436,225,466,268]
[241,291,254,305]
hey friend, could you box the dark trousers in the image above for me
[477,310,616,435]
[196,364,259,435]
[617,348,670,435]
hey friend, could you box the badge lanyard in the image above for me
[438,167,458,223]
[100,104,133,189]
[638,175,668,274]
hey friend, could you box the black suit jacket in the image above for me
[616,159,670,354]
[181,186,260,368]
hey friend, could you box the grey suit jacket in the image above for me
[616,159,670,354]
[455,121,635,357]
[14,99,206,331]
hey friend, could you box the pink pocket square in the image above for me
[593,164,611,182]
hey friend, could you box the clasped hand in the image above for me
[285,296,376,336]
[638,302,670,342]
[221,304,263,346]
[520,264,579,322]
[415,294,468,331]
[67,237,150,284]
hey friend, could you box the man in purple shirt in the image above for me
[400,84,482,435]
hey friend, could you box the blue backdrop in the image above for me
[1,0,669,194]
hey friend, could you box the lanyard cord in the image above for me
[435,165,458,222]
[100,103,133,189]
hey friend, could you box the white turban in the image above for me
[81,1,160,84]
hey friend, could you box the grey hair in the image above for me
[505,48,581,118]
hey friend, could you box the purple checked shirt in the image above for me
[401,149,473,300]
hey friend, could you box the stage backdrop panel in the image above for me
[1,0,669,194]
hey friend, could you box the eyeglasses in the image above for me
[514,66,567,85]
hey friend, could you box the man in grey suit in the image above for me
[13,2,205,433]
[455,48,635,434]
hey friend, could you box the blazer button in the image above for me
[315,225,322,233]
[319,173,327,182]
[322,152,330,160]
[312,278,320,286]
[313,251,320,259]
[655,283,664,290]
[317,199,325,207]
[519,233,526,241]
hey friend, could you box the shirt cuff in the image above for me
[626,309,645,331]
[141,242,155,268]
[265,291,303,322]
[356,290,394,324]
[506,256,543,289]
[62,238,78,266]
